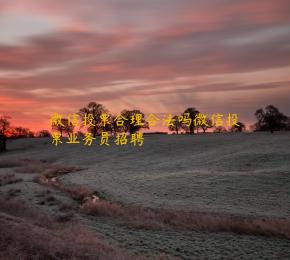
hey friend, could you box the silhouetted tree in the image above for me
[11,127,34,138]
[0,116,11,152]
[100,114,115,136]
[121,109,149,134]
[52,118,73,137]
[111,115,126,136]
[36,130,51,138]
[200,118,213,133]
[231,122,246,133]
[181,107,199,135]
[76,131,85,139]
[214,126,228,133]
[284,117,290,131]
[168,115,182,134]
[254,105,288,133]
[79,102,108,137]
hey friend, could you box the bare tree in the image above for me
[36,130,51,138]
[52,118,73,137]
[214,126,228,133]
[254,105,287,133]
[285,117,290,131]
[121,109,149,134]
[181,107,199,135]
[230,122,246,133]
[79,102,108,137]
[200,118,213,133]
[0,116,11,152]
[11,127,34,138]
[168,115,182,134]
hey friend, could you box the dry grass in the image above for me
[15,159,83,176]
[5,188,22,200]
[55,183,92,201]
[30,161,91,202]
[0,159,23,168]
[58,202,75,212]
[15,160,48,173]
[42,166,83,178]
[27,161,91,202]
[0,198,53,226]
[35,177,92,201]
[0,198,144,260]
[55,212,75,223]
[81,200,290,240]
[0,174,23,186]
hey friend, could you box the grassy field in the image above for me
[0,132,290,259]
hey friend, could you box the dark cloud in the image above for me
[0,30,128,70]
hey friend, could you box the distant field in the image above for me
[5,132,290,217]
[1,132,290,259]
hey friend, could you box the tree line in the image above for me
[0,103,289,152]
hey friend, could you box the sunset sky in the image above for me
[0,0,290,131]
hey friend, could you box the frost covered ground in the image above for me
[1,132,290,259]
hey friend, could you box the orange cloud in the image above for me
[0,0,289,132]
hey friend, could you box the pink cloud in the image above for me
[0,0,289,131]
